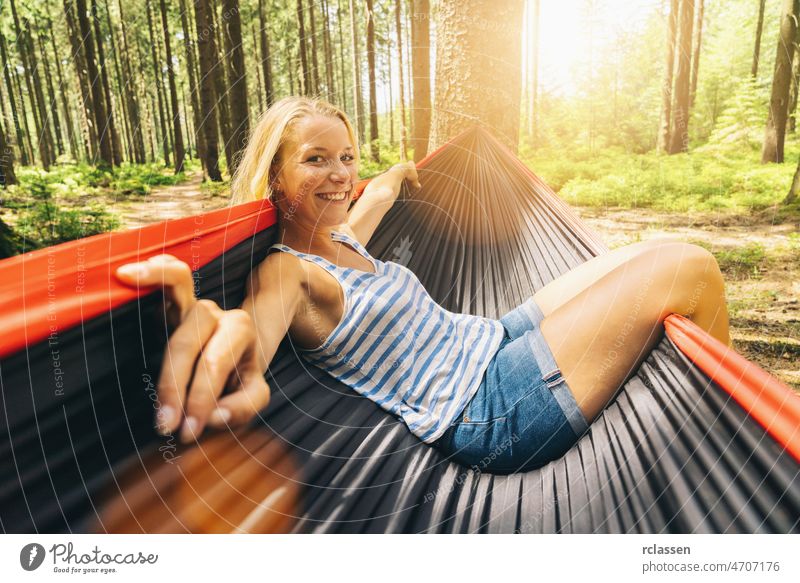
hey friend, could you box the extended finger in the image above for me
[116,255,196,320]
[156,299,221,435]
[180,310,255,443]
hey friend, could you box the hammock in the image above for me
[1,126,798,534]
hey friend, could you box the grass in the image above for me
[521,139,800,218]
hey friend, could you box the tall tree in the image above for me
[322,0,335,103]
[297,0,310,95]
[410,0,430,161]
[36,33,64,157]
[689,0,704,111]
[73,0,113,166]
[789,28,800,132]
[116,0,146,163]
[0,112,17,185]
[220,0,249,175]
[349,0,364,143]
[761,0,800,163]
[395,0,407,160]
[49,17,78,161]
[752,0,767,78]
[193,0,222,180]
[429,0,525,152]
[365,0,378,161]
[159,0,185,173]
[91,0,123,166]
[658,0,679,153]
[667,0,695,154]
[308,0,320,95]
[258,0,275,106]
[0,33,29,165]
[145,0,171,166]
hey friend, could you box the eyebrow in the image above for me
[305,145,354,153]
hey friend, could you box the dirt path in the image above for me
[115,170,229,230]
[576,206,800,394]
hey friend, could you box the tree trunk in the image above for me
[337,0,348,111]
[297,0,310,95]
[0,32,28,166]
[429,0,524,152]
[752,0,767,78]
[145,0,171,166]
[159,0,186,173]
[11,61,34,165]
[180,0,207,172]
[220,0,248,176]
[309,0,320,96]
[0,113,18,185]
[395,0,407,160]
[410,0,430,162]
[48,18,78,161]
[785,154,800,203]
[102,0,132,162]
[91,0,122,166]
[11,0,56,169]
[117,0,146,163]
[689,0,704,112]
[65,0,97,161]
[37,33,64,157]
[257,0,275,106]
[349,0,364,144]
[667,0,694,154]
[658,0,679,153]
[762,0,800,163]
[193,0,222,181]
[209,0,232,171]
[74,0,113,166]
[365,0,379,162]
[788,26,800,133]
[322,0,335,103]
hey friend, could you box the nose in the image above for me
[328,158,349,183]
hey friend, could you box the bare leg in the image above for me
[538,242,731,424]
[534,238,673,318]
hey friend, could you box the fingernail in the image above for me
[179,416,200,443]
[117,264,148,278]
[156,405,176,434]
[208,408,231,426]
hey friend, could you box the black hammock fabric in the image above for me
[1,126,798,534]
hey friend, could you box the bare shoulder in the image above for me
[252,251,306,292]
[335,222,359,239]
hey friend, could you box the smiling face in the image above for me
[271,114,359,229]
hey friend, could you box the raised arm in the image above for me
[114,252,302,444]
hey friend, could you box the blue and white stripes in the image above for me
[269,230,505,444]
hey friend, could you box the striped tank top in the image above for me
[268,229,505,443]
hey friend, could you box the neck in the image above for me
[276,216,338,251]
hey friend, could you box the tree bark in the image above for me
[117,0,146,163]
[658,0,679,153]
[309,0,320,96]
[410,0,430,162]
[37,33,64,157]
[257,0,275,106]
[0,111,17,185]
[349,0,364,143]
[689,0,704,112]
[159,0,186,173]
[48,17,78,160]
[337,0,348,111]
[366,0,379,162]
[91,0,122,166]
[0,33,28,166]
[64,0,97,161]
[74,0,113,166]
[193,0,222,181]
[667,0,694,154]
[785,154,800,203]
[762,0,800,163]
[322,0,335,103]
[220,0,248,175]
[145,0,171,166]
[102,0,132,162]
[752,0,767,78]
[788,25,800,133]
[297,0,310,95]
[395,0,407,160]
[429,0,524,152]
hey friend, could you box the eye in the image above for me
[306,155,324,163]
[341,154,355,162]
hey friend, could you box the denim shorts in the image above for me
[433,297,590,474]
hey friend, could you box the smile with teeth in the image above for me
[316,191,349,201]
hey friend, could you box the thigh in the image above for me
[539,243,708,423]
[534,238,670,318]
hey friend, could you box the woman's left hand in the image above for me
[390,161,422,191]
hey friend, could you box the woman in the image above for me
[115,96,732,473]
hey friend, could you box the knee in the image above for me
[651,242,720,279]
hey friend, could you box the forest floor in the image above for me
[67,174,800,395]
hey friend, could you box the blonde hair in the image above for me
[230,96,360,205]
